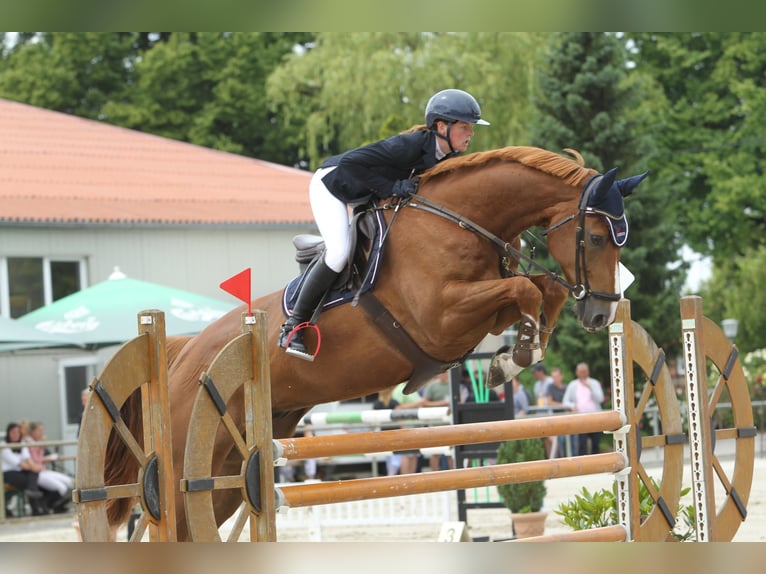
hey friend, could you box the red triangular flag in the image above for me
[220,268,252,314]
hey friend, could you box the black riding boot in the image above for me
[278,259,339,361]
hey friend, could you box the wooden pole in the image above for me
[277,411,623,461]
[277,452,626,508]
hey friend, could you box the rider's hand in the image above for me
[390,178,417,198]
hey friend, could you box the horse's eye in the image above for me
[589,234,605,247]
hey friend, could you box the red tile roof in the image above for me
[0,98,313,225]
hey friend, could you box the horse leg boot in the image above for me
[278,259,339,361]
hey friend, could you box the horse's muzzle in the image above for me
[575,298,618,331]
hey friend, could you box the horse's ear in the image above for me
[589,167,618,205]
[616,171,650,197]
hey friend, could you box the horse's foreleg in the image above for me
[527,274,569,353]
[440,276,544,387]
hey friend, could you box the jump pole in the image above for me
[276,452,626,509]
[277,411,623,461]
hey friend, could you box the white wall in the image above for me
[0,224,316,301]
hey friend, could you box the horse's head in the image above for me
[546,167,649,331]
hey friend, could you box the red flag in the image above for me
[220,268,252,314]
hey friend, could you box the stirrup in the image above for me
[282,321,321,362]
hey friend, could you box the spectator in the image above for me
[25,421,73,513]
[545,367,571,457]
[511,376,530,417]
[392,382,425,474]
[373,385,402,476]
[404,373,455,471]
[531,364,553,407]
[563,362,605,455]
[2,422,47,516]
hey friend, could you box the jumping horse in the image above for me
[103,146,648,540]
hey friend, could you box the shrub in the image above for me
[495,438,547,513]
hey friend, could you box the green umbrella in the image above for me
[15,276,239,348]
[0,314,75,348]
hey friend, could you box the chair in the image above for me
[4,483,27,518]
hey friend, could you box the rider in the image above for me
[279,89,490,360]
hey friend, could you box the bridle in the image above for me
[387,172,621,304]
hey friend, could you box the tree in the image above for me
[0,32,313,164]
[701,246,766,354]
[629,32,766,355]
[266,32,543,168]
[629,33,766,261]
[0,33,136,117]
[528,33,685,382]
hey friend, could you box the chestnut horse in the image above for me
[104,146,648,540]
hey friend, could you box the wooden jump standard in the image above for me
[75,296,754,543]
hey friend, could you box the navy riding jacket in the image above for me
[320,129,451,204]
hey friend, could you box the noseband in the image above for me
[387,175,620,304]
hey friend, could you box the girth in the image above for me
[357,292,466,394]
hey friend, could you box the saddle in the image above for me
[282,203,464,393]
[282,207,384,314]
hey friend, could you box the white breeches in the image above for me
[309,166,353,273]
[38,469,73,496]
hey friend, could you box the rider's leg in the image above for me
[278,168,348,359]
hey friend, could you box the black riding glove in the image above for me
[390,178,417,198]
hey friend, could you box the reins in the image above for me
[380,174,620,303]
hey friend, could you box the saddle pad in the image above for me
[281,209,387,317]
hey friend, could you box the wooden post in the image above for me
[242,310,276,541]
[138,310,176,542]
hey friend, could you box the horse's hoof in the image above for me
[487,363,508,388]
[486,350,523,388]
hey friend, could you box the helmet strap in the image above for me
[433,122,457,155]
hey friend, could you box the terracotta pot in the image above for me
[511,510,547,539]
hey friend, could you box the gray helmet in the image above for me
[425,89,490,128]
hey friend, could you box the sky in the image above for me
[681,245,712,292]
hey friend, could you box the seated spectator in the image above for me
[2,422,47,516]
[25,421,73,513]
[511,376,530,417]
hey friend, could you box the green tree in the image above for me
[629,33,766,261]
[528,33,685,381]
[701,246,766,354]
[267,32,543,168]
[0,33,136,117]
[629,32,766,355]
[0,32,312,164]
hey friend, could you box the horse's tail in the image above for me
[103,335,194,532]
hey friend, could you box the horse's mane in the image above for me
[420,146,597,188]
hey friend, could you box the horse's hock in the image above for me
[73,297,755,542]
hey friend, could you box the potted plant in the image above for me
[496,437,548,538]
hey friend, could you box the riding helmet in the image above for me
[425,89,490,128]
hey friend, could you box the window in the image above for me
[1,256,87,318]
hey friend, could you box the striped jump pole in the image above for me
[299,406,451,427]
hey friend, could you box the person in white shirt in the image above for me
[562,363,605,455]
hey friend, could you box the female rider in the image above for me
[279,89,490,360]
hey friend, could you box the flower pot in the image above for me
[511,510,547,539]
